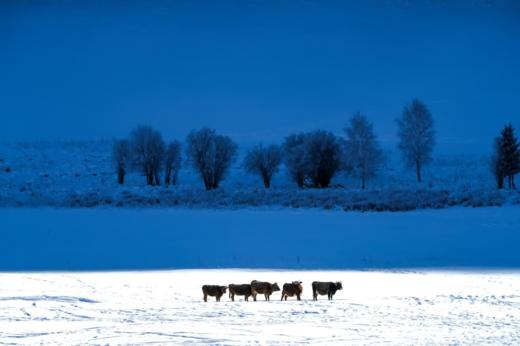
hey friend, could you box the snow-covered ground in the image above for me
[2,206,520,270]
[0,269,519,345]
[1,140,518,209]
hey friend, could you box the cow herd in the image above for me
[202,280,342,302]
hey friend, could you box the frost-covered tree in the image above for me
[112,139,129,185]
[128,125,165,186]
[344,112,383,189]
[243,144,282,188]
[283,133,308,188]
[491,137,505,189]
[396,99,435,182]
[186,128,237,190]
[164,140,182,187]
[498,124,520,189]
[304,130,343,188]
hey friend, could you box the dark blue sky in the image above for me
[1,0,519,152]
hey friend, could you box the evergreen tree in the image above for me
[499,124,520,189]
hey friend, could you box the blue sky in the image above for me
[1,0,519,153]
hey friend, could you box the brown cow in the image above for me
[228,284,252,301]
[202,285,227,302]
[312,281,343,301]
[251,280,280,301]
[281,281,303,301]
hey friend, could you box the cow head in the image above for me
[335,282,343,290]
[220,286,228,294]
[272,283,280,291]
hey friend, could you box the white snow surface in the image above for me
[0,269,519,345]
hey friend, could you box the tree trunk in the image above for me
[203,176,211,190]
[117,168,125,185]
[319,175,331,188]
[497,173,504,189]
[164,167,171,187]
[262,175,270,188]
[416,160,422,183]
[296,175,304,188]
[171,173,178,186]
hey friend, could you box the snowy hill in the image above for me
[0,140,518,210]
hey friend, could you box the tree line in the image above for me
[113,98,519,190]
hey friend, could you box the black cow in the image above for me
[281,281,303,301]
[251,280,280,301]
[312,281,342,301]
[202,285,227,302]
[229,284,253,301]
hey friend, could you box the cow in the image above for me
[281,281,303,301]
[202,285,227,302]
[250,280,280,301]
[228,284,253,301]
[312,281,343,301]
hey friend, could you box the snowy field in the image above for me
[1,140,518,210]
[1,206,520,270]
[1,206,519,344]
[0,269,519,345]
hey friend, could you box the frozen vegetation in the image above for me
[0,270,519,345]
[0,140,518,210]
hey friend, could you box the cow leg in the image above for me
[297,294,301,301]
[204,293,207,302]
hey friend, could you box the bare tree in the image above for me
[128,125,165,185]
[344,112,383,189]
[112,139,129,185]
[186,128,237,190]
[396,99,435,182]
[283,133,308,188]
[243,144,282,188]
[164,140,182,187]
[304,130,343,188]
